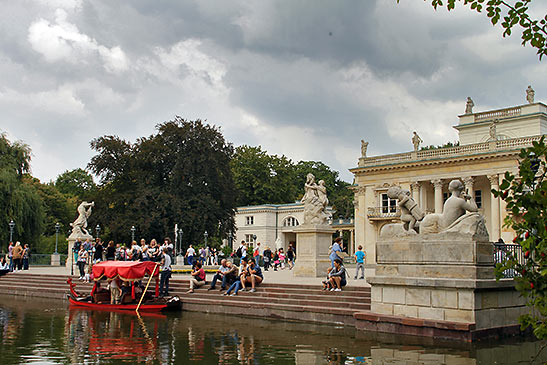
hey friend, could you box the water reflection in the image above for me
[0,295,546,364]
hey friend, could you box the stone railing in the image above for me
[357,135,544,168]
[475,106,521,122]
[367,207,400,219]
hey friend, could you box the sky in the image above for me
[1,0,546,183]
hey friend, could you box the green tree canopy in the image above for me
[0,133,44,246]
[88,117,236,244]
[55,168,96,200]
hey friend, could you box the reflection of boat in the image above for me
[67,261,181,312]
[67,308,164,362]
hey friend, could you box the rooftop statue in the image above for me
[465,97,474,114]
[360,140,369,157]
[301,173,330,225]
[411,132,422,152]
[526,85,535,104]
[70,201,95,237]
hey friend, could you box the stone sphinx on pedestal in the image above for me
[363,179,527,340]
[294,173,334,277]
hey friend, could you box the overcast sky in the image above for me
[1,0,546,183]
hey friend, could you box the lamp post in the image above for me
[204,231,208,246]
[8,220,15,243]
[177,228,184,265]
[131,226,136,242]
[55,223,60,254]
[95,224,101,239]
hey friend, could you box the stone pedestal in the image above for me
[367,227,527,334]
[66,233,93,268]
[293,225,334,277]
[50,253,60,266]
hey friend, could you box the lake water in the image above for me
[0,295,545,364]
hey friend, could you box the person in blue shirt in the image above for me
[329,237,343,268]
[354,245,366,279]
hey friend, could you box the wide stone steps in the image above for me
[0,273,370,325]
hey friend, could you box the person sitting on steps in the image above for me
[327,258,347,292]
[240,257,263,293]
[187,261,206,294]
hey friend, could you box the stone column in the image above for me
[463,176,475,199]
[411,181,420,205]
[488,174,500,241]
[432,179,443,214]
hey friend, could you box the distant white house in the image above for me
[232,202,355,254]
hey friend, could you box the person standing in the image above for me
[354,245,366,279]
[286,245,295,270]
[329,237,343,268]
[185,245,195,266]
[105,241,116,261]
[253,242,261,266]
[159,247,172,297]
[77,247,88,280]
[12,242,23,271]
[94,239,104,264]
[22,244,30,270]
[7,242,14,272]
[263,246,272,271]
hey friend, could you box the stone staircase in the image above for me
[0,273,370,326]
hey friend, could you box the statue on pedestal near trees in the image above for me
[70,201,95,237]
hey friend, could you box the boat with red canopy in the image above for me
[67,261,181,312]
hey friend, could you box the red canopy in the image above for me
[93,261,160,281]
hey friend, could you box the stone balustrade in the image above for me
[474,106,521,122]
[367,207,401,219]
[357,134,544,168]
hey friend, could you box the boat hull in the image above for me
[67,295,181,312]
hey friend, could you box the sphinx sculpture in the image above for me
[381,179,486,237]
[301,173,331,225]
[70,201,95,237]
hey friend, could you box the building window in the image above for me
[245,234,255,243]
[283,217,299,226]
[245,216,254,225]
[381,193,397,213]
[475,190,482,208]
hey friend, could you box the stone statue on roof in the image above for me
[360,140,368,157]
[412,131,422,152]
[526,85,535,104]
[465,97,474,114]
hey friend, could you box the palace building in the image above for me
[350,98,547,277]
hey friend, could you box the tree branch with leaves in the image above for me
[398,0,547,59]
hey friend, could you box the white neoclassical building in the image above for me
[351,99,547,277]
[233,203,344,252]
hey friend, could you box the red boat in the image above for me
[67,261,181,312]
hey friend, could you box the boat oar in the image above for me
[136,264,159,313]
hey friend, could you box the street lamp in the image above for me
[95,224,101,239]
[8,220,15,243]
[55,223,60,254]
[178,228,183,253]
[204,231,208,246]
[131,226,136,242]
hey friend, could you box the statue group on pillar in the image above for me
[301,173,331,225]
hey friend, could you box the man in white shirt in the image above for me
[185,245,196,266]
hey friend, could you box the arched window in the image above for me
[283,217,299,227]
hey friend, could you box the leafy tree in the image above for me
[231,146,298,206]
[493,137,547,340]
[55,168,96,200]
[399,0,547,59]
[0,133,44,248]
[88,117,236,245]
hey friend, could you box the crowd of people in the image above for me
[3,242,31,273]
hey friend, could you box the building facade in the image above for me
[350,101,547,277]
